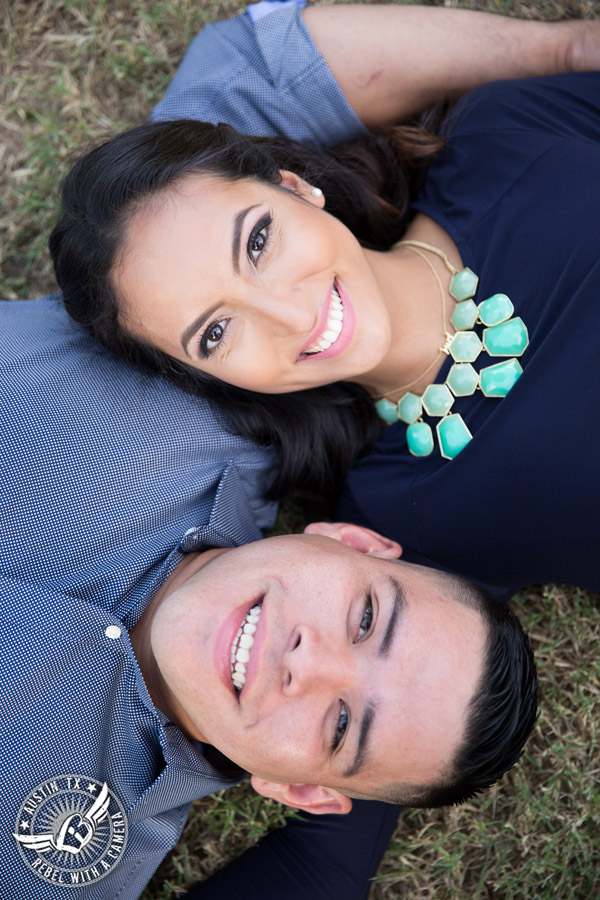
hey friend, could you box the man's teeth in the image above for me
[231,605,262,691]
[304,285,344,354]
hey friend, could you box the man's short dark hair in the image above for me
[378,576,538,808]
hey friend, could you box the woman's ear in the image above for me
[304,521,402,559]
[278,169,325,207]
[250,775,353,815]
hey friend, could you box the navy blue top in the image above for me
[338,73,600,599]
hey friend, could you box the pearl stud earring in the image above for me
[311,187,323,198]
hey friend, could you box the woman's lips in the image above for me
[298,282,337,357]
[298,280,355,362]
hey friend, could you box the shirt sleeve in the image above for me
[149,3,366,147]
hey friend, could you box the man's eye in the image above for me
[332,701,349,751]
[201,319,228,356]
[357,594,373,641]
[247,216,272,264]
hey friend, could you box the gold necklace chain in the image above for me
[374,240,455,400]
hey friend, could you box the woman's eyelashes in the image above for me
[199,318,229,358]
[247,214,272,264]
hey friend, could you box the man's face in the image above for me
[144,531,486,807]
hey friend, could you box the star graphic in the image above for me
[20,820,29,830]
[87,783,97,793]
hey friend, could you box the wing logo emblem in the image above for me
[12,776,128,887]
[14,781,111,855]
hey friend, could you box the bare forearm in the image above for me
[302,5,600,126]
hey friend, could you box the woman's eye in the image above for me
[357,594,373,641]
[247,217,272,264]
[201,319,228,355]
[332,701,349,751]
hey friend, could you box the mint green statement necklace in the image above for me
[374,240,529,460]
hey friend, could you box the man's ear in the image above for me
[251,776,353,815]
[304,522,402,560]
[278,169,325,208]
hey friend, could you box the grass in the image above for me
[2,1,599,897]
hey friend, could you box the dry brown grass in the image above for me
[2,1,599,898]
[0,0,248,297]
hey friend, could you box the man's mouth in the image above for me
[301,282,344,356]
[230,602,263,691]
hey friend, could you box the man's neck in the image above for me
[129,546,228,740]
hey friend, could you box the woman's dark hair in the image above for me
[50,116,442,503]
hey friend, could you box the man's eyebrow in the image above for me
[342,579,405,778]
[343,700,377,778]
[180,204,259,357]
[379,577,405,658]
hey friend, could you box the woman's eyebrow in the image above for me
[232,204,260,274]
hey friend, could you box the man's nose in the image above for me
[282,625,350,697]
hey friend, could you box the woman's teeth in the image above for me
[304,285,344,354]
[231,604,262,691]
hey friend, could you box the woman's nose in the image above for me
[282,625,349,697]
[244,282,314,335]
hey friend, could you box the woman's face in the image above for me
[113,171,393,393]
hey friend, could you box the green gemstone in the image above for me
[406,421,434,457]
[422,384,454,417]
[451,299,478,331]
[483,317,529,357]
[478,293,514,326]
[437,414,473,460]
[448,331,483,363]
[480,358,523,397]
[446,363,479,397]
[397,392,422,424]
[374,396,398,424]
[449,267,479,301]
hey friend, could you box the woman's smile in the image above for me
[298,280,356,362]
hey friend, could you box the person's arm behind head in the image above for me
[303,4,600,127]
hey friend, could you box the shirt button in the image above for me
[105,625,122,640]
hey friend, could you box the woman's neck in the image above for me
[354,215,463,398]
